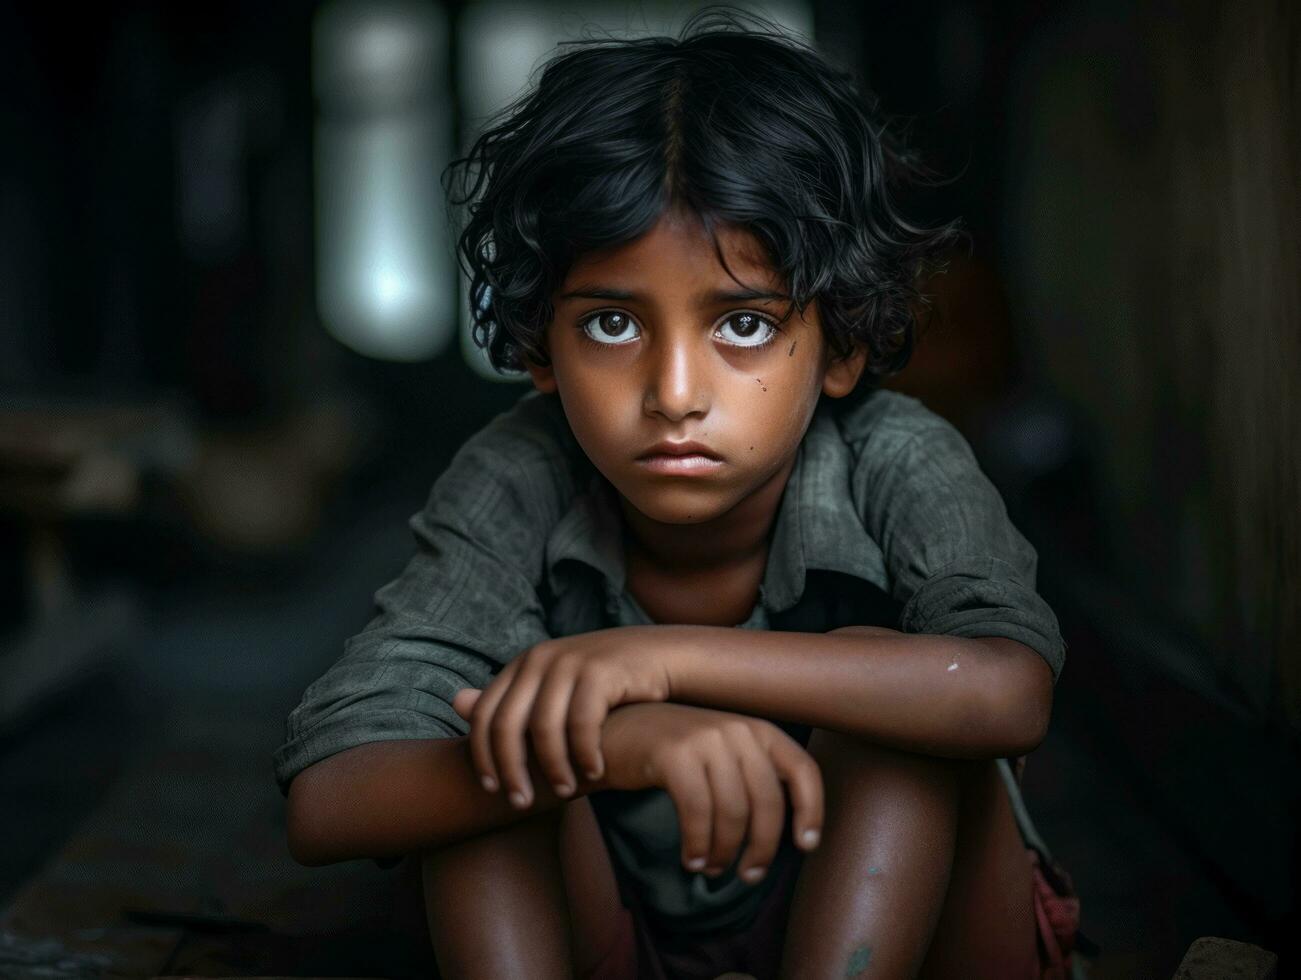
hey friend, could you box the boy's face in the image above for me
[527,207,866,527]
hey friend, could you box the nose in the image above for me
[642,333,709,422]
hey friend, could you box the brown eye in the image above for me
[579,310,639,345]
[716,311,777,348]
[598,312,628,336]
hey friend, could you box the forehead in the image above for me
[560,207,782,293]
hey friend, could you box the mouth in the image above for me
[635,440,725,475]
[637,440,722,461]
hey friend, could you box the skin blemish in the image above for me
[947,650,961,672]
[754,377,767,392]
[788,340,797,356]
[846,945,873,976]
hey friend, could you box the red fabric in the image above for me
[1029,847,1082,980]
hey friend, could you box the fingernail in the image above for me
[509,790,529,808]
[554,782,573,798]
[801,828,821,848]
[742,866,767,884]
[480,775,497,793]
[686,857,706,871]
[585,766,603,781]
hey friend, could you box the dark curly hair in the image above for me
[442,6,959,388]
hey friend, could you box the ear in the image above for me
[821,343,869,398]
[524,357,557,394]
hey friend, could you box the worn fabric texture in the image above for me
[273,387,1068,933]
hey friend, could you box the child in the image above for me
[276,10,1081,979]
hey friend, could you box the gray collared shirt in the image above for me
[274,387,1065,932]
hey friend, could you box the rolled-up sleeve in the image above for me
[857,418,1066,683]
[272,417,563,795]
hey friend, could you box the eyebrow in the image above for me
[558,285,790,303]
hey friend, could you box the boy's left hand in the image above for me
[451,627,674,808]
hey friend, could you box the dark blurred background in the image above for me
[1,1,1297,977]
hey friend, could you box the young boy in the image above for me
[275,12,1074,979]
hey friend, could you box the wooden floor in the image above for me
[1,694,436,978]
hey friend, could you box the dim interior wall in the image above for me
[1003,0,1301,726]
[1170,1,1301,730]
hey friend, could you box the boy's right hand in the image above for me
[601,702,823,884]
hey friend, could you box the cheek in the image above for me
[725,364,821,451]
[553,366,638,456]
[770,352,826,419]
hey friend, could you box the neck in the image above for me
[616,453,796,575]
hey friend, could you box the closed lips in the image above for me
[638,442,721,459]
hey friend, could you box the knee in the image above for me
[421,805,563,887]
[809,727,964,769]
[808,728,969,800]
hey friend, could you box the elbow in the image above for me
[1000,702,1050,759]
[285,772,338,867]
[995,655,1054,758]
[962,638,1054,758]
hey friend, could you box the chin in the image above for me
[619,484,730,525]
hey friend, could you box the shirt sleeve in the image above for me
[271,412,564,796]
[856,413,1067,683]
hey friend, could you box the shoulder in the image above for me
[832,388,1023,570]
[832,388,977,496]
[460,389,581,468]
[834,387,956,457]
[829,393,1066,681]
[421,390,590,538]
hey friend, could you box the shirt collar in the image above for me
[545,468,627,598]
[544,402,889,610]
[759,403,889,611]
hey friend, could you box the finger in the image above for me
[703,742,750,875]
[490,665,546,808]
[469,662,520,793]
[733,736,785,884]
[530,666,579,797]
[771,737,825,851]
[452,688,481,722]
[664,753,712,874]
[567,671,613,782]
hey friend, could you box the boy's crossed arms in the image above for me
[449,620,1052,884]
[462,697,823,883]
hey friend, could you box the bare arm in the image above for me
[662,625,1054,759]
[284,701,825,875]
[284,734,582,866]
[462,624,1055,809]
